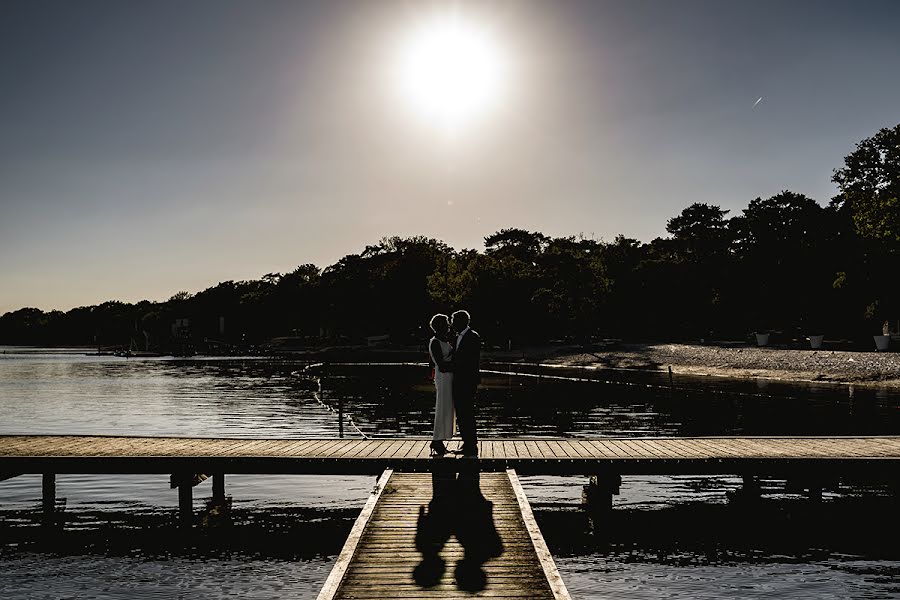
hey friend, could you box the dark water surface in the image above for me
[1,347,899,599]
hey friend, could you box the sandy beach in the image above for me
[541,343,900,387]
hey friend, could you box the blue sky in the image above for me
[1,0,899,312]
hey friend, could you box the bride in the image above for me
[428,314,455,457]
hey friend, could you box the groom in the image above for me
[451,310,481,457]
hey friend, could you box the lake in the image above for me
[1,347,898,599]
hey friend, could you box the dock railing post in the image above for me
[42,473,55,513]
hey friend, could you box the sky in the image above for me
[2,0,899,313]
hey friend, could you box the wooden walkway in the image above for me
[4,435,899,597]
[2,435,899,476]
[317,469,569,600]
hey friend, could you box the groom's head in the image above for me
[451,310,470,333]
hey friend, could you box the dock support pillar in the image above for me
[583,473,621,512]
[807,486,823,502]
[212,473,225,502]
[42,473,56,513]
[727,473,761,504]
[178,482,193,524]
[742,474,761,496]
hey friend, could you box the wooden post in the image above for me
[212,473,225,502]
[807,486,823,502]
[727,473,761,503]
[338,398,344,438]
[42,473,56,513]
[583,473,621,513]
[742,473,761,496]
[178,481,193,524]
[668,365,674,390]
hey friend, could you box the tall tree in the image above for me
[665,203,732,262]
[832,124,900,243]
[484,229,549,261]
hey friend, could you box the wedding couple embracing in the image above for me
[427,310,481,458]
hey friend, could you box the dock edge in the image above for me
[507,468,573,600]
[316,468,394,600]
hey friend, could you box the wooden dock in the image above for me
[3,435,899,597]
[317,469,569,600]
[2,435,899,476]
[4,434,898,520]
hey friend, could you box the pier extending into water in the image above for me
[2,434,899,512]
[3,434,899,474]
[316,469,570,600]
[2,434,898,598]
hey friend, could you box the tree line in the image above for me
[2,124,898,350]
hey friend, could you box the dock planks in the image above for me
[1,435,899,476]
[318,469,567,600]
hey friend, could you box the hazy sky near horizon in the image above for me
[2,0,899,313]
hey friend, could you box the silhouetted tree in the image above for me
[4,124,900,348]
[832,124,900,243]
[832,124,900,335]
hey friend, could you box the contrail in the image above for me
[752,96,763,108]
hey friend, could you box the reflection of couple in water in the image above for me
[414,468,504,592]
[427,309,481,458]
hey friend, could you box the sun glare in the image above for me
[394,14,507,135]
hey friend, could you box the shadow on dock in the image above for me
[414,467,504,592]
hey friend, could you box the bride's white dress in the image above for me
[429,337,456,441]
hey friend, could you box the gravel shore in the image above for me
[546,343,900,387]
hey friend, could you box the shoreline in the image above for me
[538,343,900,389]
[4,342,899,389]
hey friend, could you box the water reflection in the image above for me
[321,364,899,438]
[2,354,898,439]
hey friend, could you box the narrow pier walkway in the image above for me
[317,469,569,600]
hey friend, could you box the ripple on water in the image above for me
[556,555,900,600]
[0,553,335,600]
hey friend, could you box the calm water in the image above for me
[1,347,899,599]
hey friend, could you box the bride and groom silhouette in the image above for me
[418,311,503,591]
[427,309,481,458]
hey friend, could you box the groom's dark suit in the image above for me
[452,328,481,454]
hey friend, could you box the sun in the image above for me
[394,14,507,135]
